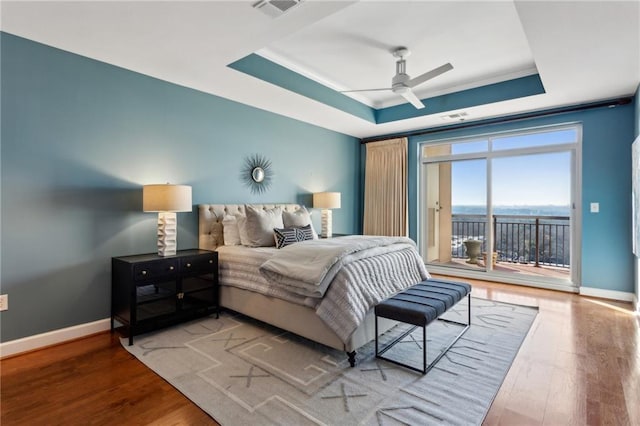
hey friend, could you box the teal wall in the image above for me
[405,104,636,294]
[0,33,361,342]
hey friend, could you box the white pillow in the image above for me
[222,215,241,246]
[282,206,318,239]
[236,214,250,246]
[244,205,284,247]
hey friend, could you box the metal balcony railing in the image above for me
[451,214,570,268]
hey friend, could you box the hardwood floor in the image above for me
[0,332,217,425]
[1,278,638,425]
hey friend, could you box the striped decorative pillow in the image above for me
[296,224,314,240]
[274,224,314,249]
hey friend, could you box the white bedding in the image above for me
[218,238,430,343]
[216,245,317,307]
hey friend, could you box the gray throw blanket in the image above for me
[315,246,430,342]
[259,235,418,298]
[260,235,430,342]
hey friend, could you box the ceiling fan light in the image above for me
[392,85,408,94]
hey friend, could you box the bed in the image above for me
[198,203,429,366]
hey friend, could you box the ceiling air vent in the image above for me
[253,0,302,18]
[440,112,469,122]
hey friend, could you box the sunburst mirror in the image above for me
[241,154,274,194]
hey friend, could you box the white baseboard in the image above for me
[579,286,635,302]
[0,318,111,358]
[0,289,636,356]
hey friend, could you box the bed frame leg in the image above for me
[347,351,356,367]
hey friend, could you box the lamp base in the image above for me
[321,209,332,238]
[157,212,177,256]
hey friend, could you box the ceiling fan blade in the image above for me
[340,88,392,93]
[401,89,425,109]
[408,63,453,88]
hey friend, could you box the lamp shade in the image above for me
[313,192,341,209]
[143,184,192,212]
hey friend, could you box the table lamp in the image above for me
[143,184,192,256]
[313,192,341,238]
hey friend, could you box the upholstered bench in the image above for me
[375,278,472,374]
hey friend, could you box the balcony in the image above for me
[449,214,570,278]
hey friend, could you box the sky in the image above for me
[445,129,574,206]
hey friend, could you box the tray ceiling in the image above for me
[1,1,638,138]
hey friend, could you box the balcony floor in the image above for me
[434,257,571,280]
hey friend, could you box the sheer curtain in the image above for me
[363,137,408,236]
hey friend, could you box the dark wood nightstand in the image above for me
[111,249,218,345]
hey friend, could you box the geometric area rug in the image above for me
[123,298,538,425]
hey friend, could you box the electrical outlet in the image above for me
[0,294,7,311]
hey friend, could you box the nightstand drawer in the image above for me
[180,255,216,276]
[133,260,178,281]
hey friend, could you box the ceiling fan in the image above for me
[342,47,453,109]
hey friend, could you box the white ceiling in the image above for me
[259,1,537,108]
[1,1,639,139]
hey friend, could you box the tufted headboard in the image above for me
[198,204,302,251]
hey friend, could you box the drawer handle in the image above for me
[186,263,192,268]
[169,266,174,271]
[209,260,213,264]
[141,270,147,276]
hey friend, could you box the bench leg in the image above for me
[423,293,471,374]
[375,320,421,373]
[423,324,427,374]
[346,351,356,367]
[376,293,472,375]
[375,315,378,357]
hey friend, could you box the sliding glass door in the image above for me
[492,152,572,278]
[419,125,580,289]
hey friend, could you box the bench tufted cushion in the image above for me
[375,279,472,327]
